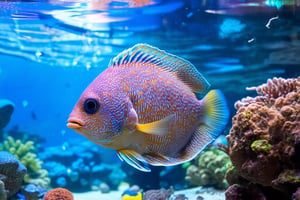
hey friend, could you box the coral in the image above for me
[0,99,14,130]
[250,139,272,154]
[4,127,46,150]
[0,151,26,197]
[0,136,50,187]
[0,180,7,200]
[225,184,267,200]
[40,140,127,192]
[292,187,300,200]
[41,139,184,191]
[143,188,173,200]
[235,76,300,109]
[226,76,300,199]
[20,183,47,200]
[43,188,73,200]
[185,146,231,189]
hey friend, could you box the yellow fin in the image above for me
[136,115,174,136]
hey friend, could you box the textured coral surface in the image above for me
[185,146,231,189]
[226,76,300,200]
[143,188,173,200]
[43,187,73,200]
[0,136,50,187]
[0,151,27,197]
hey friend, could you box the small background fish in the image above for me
[67,44,229,172]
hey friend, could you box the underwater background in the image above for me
[0,0,299,200]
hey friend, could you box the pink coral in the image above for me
[43,188,73,200]
[226,77,300,200]
[235,76,300,109]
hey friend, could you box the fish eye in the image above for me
[84,98,100,115]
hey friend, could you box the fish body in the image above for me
[67,44,229,171]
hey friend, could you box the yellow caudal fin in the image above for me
[202,90,229,138]
[175,90,229,163]
[136,114,174,136]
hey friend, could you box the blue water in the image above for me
[1,0,299,146]
[0,0,300,197]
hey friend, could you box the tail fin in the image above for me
[138,90,229,167]
[176,90,229,163]
[202,89,230,139]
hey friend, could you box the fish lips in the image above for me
[67,117,84,129]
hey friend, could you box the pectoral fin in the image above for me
[117,149,150,172]
[136,115,174,136]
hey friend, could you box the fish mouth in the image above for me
[67,118,83,129]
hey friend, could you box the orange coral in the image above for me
[43,188,73,200]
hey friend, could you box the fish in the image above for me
[67,44,229,172]
[122,190,142,200]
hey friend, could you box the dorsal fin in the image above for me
[109,44,210,93]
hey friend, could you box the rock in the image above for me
[0,151,27,197]
[0,99,14,130]
[21,183,47,200]
[99,182,110,193]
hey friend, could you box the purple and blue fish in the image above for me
[67,44,229,172]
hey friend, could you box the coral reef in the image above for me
[0,136,50,187]
[0,151,27,197]
[226,76,300,200]
[4,127,46,151]
[40,140,126,192]
[19,183,47,200]
[0,99,14,131]
[234,77,300,109]
[225,184,266,200]
[43,187,73,200]
[41,139,187,192]
[292,187,300,200]
[0,180,7,200]
[185,146,231,189]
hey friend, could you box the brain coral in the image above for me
[43,188,73,200]
[185,146,231,189]
[226,76,300,199]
